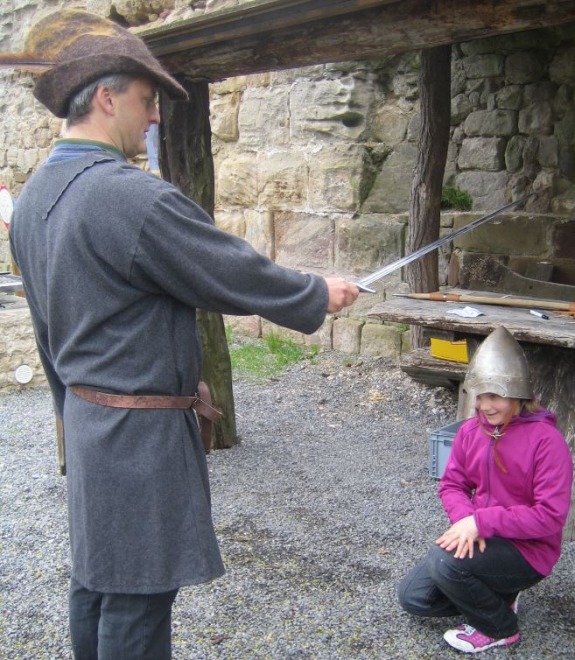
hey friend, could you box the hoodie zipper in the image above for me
[485,427,497,507]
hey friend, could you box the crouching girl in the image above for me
[397,325,573,653]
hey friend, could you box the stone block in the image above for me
[461,54,504,79]
[224,314,262,338]
[307,144,363,211]
[362,143,418,213]
[551,258,575,286]
[552,188,575,215]
[555,109,575,148]
[215,210,247,238]
[458,137,505,171]
[518,102,553,136]
[238,86,290,147]
[549,45,575,86]
[552,220,575,259]
[244,210,275,259]
[360,322,402,359]
[290,75,371,142]
[372,104,410,146]
[273,211,333,271]
[0,307,46,392]
[215,155,259,208]
[558,147,575,181]
[505,135,526,172]
[332,317,363,354]
[496,85,523,111]
[217,208,274,259]
[210,92,240,143]
[454,171,508,211]
[505,52,546,84]
[257,151,308,210]
[463,109,517,137]
[538,136,559,169]
[304,318,333,350]
[451,94,473,124]
[453,213,552,257]
[334,213,406,282]
[524,82,557,105]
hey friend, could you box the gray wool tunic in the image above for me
[10,149,328,594]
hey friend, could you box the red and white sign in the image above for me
[0,184,14,230]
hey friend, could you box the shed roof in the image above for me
[139,0,575,81]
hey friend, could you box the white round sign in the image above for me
[0,184,14,228]
[14,364,34,384]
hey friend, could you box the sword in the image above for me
[355,191,540,293]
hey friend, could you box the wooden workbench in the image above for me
[370,290,575,540]
[369,289,575,349]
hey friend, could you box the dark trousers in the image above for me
[397,538,543,639]
[69,578,179,660]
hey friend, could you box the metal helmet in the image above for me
[463,326,533,399]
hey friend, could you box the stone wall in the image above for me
[0,299,46,391]
[1,1,574,389]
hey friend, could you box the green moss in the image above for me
[441,185,473,211]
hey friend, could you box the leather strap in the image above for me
[70,383,222,453]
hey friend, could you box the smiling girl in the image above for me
[397,326,573,654]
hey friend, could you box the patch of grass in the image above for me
[226,327,319,379]
[441,185,473,211]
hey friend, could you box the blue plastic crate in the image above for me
[428,420,465,479]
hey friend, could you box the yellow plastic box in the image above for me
[430,338,469,364]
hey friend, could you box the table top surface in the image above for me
[369,289,575,349]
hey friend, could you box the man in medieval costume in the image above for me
[6,10,359,658]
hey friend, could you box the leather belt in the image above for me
[70,382,222,452]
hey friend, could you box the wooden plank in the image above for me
[400,347,467,387]
[141,0,575,81]
[141,0,399,55]
[369,290,575,349]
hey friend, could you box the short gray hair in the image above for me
[67,74,136,125]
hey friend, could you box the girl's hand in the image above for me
[435,515,483,559]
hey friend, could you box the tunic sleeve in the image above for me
[130,187,329,334]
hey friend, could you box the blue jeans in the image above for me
[69,578,179,659]
[397,538,543,638]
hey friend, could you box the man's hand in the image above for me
[435,515,485,559]
[324,277,360,313]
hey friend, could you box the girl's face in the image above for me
[476,393,518,427]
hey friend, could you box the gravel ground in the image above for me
[1,350,574,659]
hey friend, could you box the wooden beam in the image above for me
[140,0,575,81]
[142,0,399,56]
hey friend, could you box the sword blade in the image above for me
[355,191,539,292]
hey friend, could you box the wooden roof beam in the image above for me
[139,0,575,82]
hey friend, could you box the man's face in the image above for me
[112,78,160,159]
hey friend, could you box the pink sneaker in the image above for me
[444,624,520,653]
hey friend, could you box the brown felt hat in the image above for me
[25,9,188,117]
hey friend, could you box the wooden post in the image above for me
[407,45,451,348]
[159,80,238,449]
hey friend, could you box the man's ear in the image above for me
[93,85,115,116]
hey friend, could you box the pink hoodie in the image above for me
[439,410,573,576]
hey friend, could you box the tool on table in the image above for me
[529,309,549,320]
[393,291,575,315]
